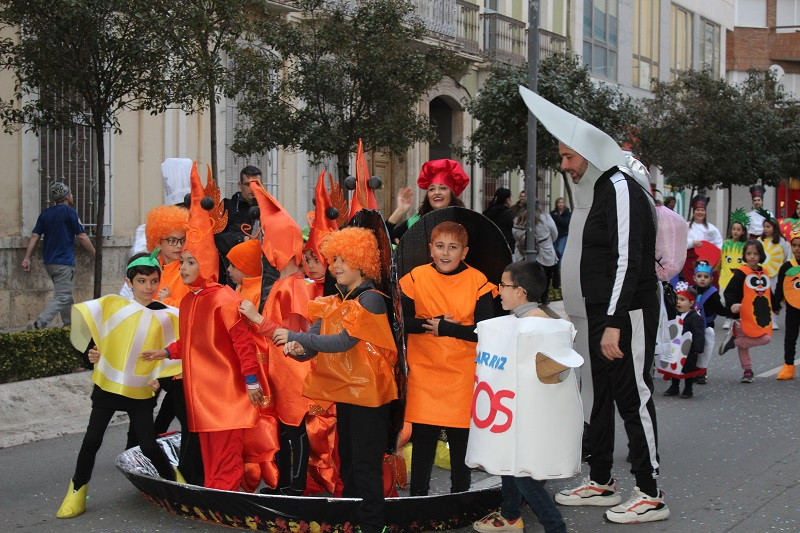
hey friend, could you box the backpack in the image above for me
[654,204,688,282]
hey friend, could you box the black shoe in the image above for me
[680,389,693,398]
[663,386,679,397]
[719,331,736,355]
[695,374,707,385]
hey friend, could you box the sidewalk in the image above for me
[0,300,568,450]
[0,370,129,449]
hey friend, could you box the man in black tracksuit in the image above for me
[554,143,669,524]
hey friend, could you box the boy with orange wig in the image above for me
[399,221,496,496]
[278,226,398,533]
[145,205,190,308]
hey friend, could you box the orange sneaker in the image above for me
[777,364,795,380]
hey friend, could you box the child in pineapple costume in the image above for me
[56,251,181,518]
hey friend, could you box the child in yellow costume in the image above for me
[56,251,181,519]
[278,226,398,533]
[398,221,496,496]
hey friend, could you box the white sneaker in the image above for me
[722,318,731,330]
[604,487,670,524]
[554,477,621,506]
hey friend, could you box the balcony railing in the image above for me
[483,13,569,66]
[483,12,526,66]
[410,0,480,55]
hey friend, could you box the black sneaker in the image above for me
[695,374,707,385]
[663,386,679,397]
[741,369,754,383]
[718,331,736,355]
[680,389,693,399]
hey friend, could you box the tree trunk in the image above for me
[337,150,350,195]
[209,88,218,182]
[92,120,105,298]
[726,186,733,236]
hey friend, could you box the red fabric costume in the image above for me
[165,162,262,491]
[236,275,262,307]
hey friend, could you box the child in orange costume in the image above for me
[142,163,266,491]
[145,205,190,308]
[399,221,496,496]
[238,179,316,495]
[298,170,345,495]
[227,239,263,307]
[278,226,398,533]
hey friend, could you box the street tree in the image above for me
[460,52,638,177]
[734,69,800,191]
[0,0,175,296]
[155,0,282,182]
[231,0,464,184]
[634,68,742,194]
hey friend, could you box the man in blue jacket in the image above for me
[22,182,95,329]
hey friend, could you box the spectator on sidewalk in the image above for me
[22,182,95,329]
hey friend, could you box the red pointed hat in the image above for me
[348,138,379,220]
[184,162,227,289]
[417,159,469,197]
[305,170,340,271]
[250,179,303,271]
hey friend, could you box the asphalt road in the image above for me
[2,319,800,532]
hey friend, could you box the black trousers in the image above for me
[409,423,470,496]
[277,421,309,493]
[73,407,175,488]
[586,296,660,495]
[784,306,800,365]
[125,378,176,450]
[337,402,390,533]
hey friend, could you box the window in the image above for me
[700,19,721,78]
[735,0,767,28]
[776,0,800,32]
[38,119,107,236]
[670,4,692,79]
[633,0,660,89]
[583,0,618,80]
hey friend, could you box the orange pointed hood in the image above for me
[184,162,227,289]
[304,170,341,272]
[250,178,303,271]
[348,138,379,220]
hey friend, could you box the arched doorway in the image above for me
[429,96,455,160]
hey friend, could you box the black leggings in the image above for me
[276,421,309,493]
[409,423,471,496]
[73,407,175,489]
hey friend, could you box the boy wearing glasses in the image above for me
[399,221,497,496]
[144,205,190,308]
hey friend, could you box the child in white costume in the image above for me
[472,261,573,533]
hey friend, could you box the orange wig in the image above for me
[319,227,381,282]
[145,205,189,252]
